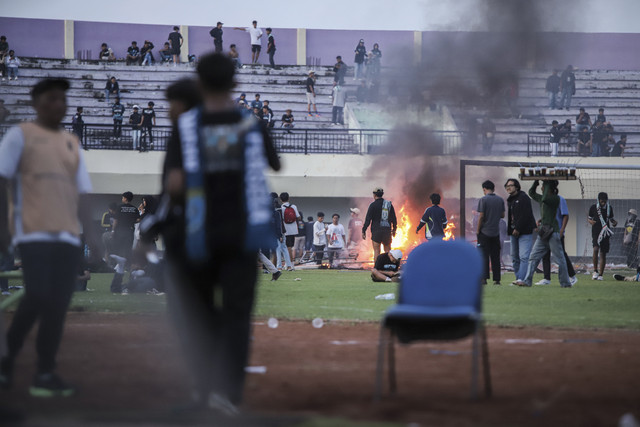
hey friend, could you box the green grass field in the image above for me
[2,269,640,329]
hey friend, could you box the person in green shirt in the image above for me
[517,180,572,288]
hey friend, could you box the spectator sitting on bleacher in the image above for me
[158,42,172,63]
[251,93,263,110]
[141,40,155,66]
[577,126,591,156]
[0,100,10,123]
[576,107,591,133]
[281,109,294,128]
[595,107,606,124]
[611,133,627,157]
[252,107,263,120]
[105,76,120,103]
[229,44,242,68]
[261,105,274,128]
[559,119,573,145]
[99,43,115,61]
[236,92,247,105]
[263,100,273,116]
[4,50,20,81]
[126,41,140,65]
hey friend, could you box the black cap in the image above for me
[217,21,223,25]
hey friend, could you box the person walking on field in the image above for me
[476,180,505,285]
[519,180,572,288]
[0,78,94,397]
[504,178,536,284]
[415,193,447,241]
[161,53,280,414]
[362,187,397,262]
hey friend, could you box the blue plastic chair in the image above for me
[374,240,492,400]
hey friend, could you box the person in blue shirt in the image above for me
[416,193,447,241]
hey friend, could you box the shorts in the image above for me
[306,92,316,105]
[285,235,296,248]
[251,44,261,53]
[294,236,306,252]
[371,229,392,246]
[592,235,610,254]
[172,46,181,55]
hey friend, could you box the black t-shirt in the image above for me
[363,198,397,233]
[115,203,140,237]
[268,34,276,51]
[611,139,626,156]
[589,203,614,238]
[142,108,155,127]
[129,112,142,130]
[210,27,223,42]
[128,46,140,56]
[354,45,366,63]
[112,103,125,120]
[168,31,182,49]
[281,113,293,124]
[374,253,400,272]
[163,110,280,251]
[305,77,315,93]
[576,112,590,125]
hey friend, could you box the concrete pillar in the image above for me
[413,31,422,66]
[297,28,306,66]
[180,25,189,63]
[64,20,74,60]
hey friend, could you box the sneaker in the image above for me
[510,280,525,287]
[286,267,295,272]
[30,373,76,398]
[308,113,313,117]
[597,276,603,281]
[493,281,501,285]
[315,114,321,117]
[271,271,282,281]
[535,279,551,285]
[613,274,625,281]
[592,272,599,280]
[569,276,578,286]
[1,290,10,296]
[207,393,239,417]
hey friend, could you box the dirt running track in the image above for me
[1,312,640,426]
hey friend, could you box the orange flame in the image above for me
[443,220,456,241]
[391,205,414,251]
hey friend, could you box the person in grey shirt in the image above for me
[476,180,505,285]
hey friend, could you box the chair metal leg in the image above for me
[374,322,387,401]
[470,323,480,400]
[481,321,493,397]
[388,329,397,395]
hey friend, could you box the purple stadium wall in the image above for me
[306,30,413,67]
[2,16,640,70]
[0,17,64,58]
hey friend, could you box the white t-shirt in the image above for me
[313,221,327,246]
[326,223,346,248]
[247,27,263,45]
[280,202,300,236]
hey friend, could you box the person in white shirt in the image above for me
[313,212,327,265]
[234,20,263,64]
[326,214,346,268]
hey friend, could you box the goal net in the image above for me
[460,160,640,270]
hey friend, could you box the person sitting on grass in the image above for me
[371,249,402,282]
[613,267,640,282]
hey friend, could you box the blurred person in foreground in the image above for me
[162,53,280,415]
[0,78,94,396]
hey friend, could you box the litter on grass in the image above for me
[375,293,395,300]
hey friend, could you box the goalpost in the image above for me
[460,160,640,269]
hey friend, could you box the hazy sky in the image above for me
[3,0,640,32]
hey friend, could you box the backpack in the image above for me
[283,205,297,224]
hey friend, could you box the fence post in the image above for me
[304,130,308,155]
[527,134,530,157]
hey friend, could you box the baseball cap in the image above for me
[350,208,360,215]
[629,209,638,216]
[217,21,223,25]
[389,249,403,260]
[373,187,384,194]
[308,70,315,75]
[132,105,139,109]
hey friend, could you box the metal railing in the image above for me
[0,124,468,155]
[527,131,635,157]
